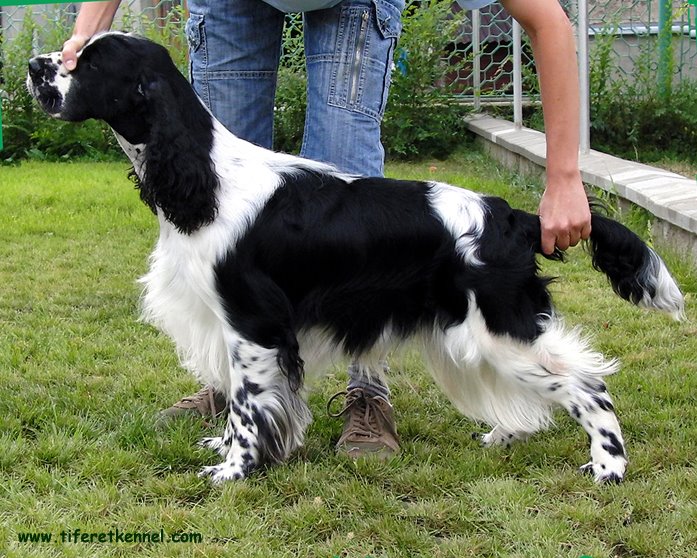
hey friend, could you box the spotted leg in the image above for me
[198,337,312,483]
[565,381,627,483]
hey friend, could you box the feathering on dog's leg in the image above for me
[479,427,528,448]
[198,338,312,483]
[433,305,628,483]
[527,321,628,483]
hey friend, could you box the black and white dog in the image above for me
[28,33,684,484]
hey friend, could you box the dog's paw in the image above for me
[198,436,227,456]
[198,463,245,484]
[579,458,626,484]
[476,427,521,448]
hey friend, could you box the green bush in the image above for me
[590,81,697,164]
[381,0,470,159]
[272,15,307,154]
[1,12,121,162]
[273,67,307,154]
[588,28,697,165]
[583,21,696,165]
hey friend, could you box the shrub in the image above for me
[587,22,697,165]
[590,81,697,165]
[1,12,120,162]
[381,0,470,159]
[273,67,307,154]
[272,15,307,154]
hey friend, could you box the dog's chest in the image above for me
[144,217,228,317]
[137,217,239,385]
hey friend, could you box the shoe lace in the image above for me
[327,389,391,438]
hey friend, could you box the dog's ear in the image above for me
[136,69,219,234]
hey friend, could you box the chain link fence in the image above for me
[1,1,695,101]
[588,0,696,78]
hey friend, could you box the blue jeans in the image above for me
[186,0,404,177]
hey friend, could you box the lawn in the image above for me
[1,150,696,558]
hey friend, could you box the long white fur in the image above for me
[639,250,685,320]
[422,295,618,435]
[428,182,487,266]
[138,120,339,395]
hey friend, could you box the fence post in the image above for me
[472,8,481,112]
[657,0,674,100]
[577,0,590,154]
[512,19,522,129]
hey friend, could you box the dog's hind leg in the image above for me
[482,319,628,483]
[425,310,627,483]
[199,335,312,483]
[479,426,529,448]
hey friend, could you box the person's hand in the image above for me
[538,172,591,255]
[62,35,90,71]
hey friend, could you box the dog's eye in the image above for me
[85,62,98,71]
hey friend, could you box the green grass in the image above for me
[1,150,696,558]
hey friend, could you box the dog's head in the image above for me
[27,32,193,145]
[28,32,219,234]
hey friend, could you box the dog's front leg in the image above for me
[199,337,312,483]
[199,397,260,482]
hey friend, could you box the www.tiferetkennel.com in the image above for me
[18,528,203,545]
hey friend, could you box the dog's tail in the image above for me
[586,213,684,319]
[516,209,685,320]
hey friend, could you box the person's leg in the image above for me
[301,0,404,176]
[163,0,284,420]
[304,0,405,456]
[186,0,285,147]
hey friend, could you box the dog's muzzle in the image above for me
[27,54,65,116]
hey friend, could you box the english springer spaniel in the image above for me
[27,33,684,484]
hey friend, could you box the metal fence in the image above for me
[2,1,696,130]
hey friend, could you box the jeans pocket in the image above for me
[186,12,208,102]
[328,0,403,121]
[374,0,403,39]
[186,12,204,53]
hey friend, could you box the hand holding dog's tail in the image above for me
[516,208,685,320]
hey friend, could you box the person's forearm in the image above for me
[527,16,580,185]
[72,0,122,39]
[501,0,580,184]
[63,1,122,70]
[501,0,590,254]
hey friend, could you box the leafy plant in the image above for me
[273,67,307,154]
[587,23,697,165]
[1,12,121,162]
[272,15,307,154]
[381,0,471,159]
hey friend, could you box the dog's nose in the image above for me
[28,57,43,76]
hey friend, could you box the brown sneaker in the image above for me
[328,388,400,459]
[159,386,227,422]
